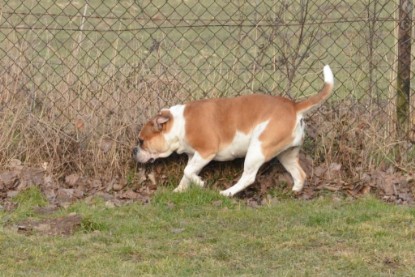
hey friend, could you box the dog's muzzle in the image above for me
[132,147,139,157]
[132,147,155,163]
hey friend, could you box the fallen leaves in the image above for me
[65,173,80,187]
[237,153,414,205]
[0,159,157,209]
[99,138,113,153]
[306,161,414,205]
[0,170,19,189]
[0,153,414,212]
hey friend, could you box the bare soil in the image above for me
[16,214,82,236]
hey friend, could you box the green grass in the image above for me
[1,187,415,276]
[6,186,48,221]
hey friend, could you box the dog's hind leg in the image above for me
[220,138,266,197]
[277,147,306,192]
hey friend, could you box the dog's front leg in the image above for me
[174,175,191,192]
[173,152,213,192]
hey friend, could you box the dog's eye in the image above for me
[138,138,144,146]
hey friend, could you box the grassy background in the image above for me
[1,0,398,101]
[1,187,415,276]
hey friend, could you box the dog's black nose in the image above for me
[132,147,139,156]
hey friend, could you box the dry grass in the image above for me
[0,39,414,192]
[0,52,185,179]
[307,100,415,174]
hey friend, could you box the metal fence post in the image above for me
[396,0,412,139]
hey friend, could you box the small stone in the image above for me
[105,201,116,208]
[112,183,124,191]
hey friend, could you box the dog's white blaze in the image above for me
[250,120,269,155]
[215,131,251,161]
[136,105,187,161]
[163,105,188,154]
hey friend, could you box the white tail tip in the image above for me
[323,65,334,85]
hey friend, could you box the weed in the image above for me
[9,187,48,220]
[80,216,108,233]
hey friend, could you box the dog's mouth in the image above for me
[133,144,175,164]
[132,147,158,163]
[134,154,156,164]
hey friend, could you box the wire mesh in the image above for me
[0,0,414,169]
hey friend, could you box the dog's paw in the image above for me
[292,184,304,192]
[219,190,233,197]
[190,176,205,188]
[193,180,205,188]
[173,186,186,193]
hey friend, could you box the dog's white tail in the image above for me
[295,65,334,114]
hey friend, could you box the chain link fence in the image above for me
[0,0,414,173]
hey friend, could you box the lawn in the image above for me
[1,187,414,276]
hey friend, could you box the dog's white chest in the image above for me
[214,131,251,161]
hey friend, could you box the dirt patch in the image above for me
[16,214,82,236]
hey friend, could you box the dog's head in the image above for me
[132,110,174,163]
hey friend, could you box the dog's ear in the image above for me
[152,111,171,132]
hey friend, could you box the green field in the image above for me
[1,0,398,104]
[1,187,415,276]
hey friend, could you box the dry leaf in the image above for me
[212,200,223,207]
[166,202,175,209]
[75,118,85,131]
[136,168,147,184]
[65,174,80,187]
[8,159,22,170]
[120,190,139,200]
[99,138,113,153]
[148,172,156,185]
[0,171,19,188]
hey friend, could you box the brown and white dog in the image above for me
[133,65,334,196]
